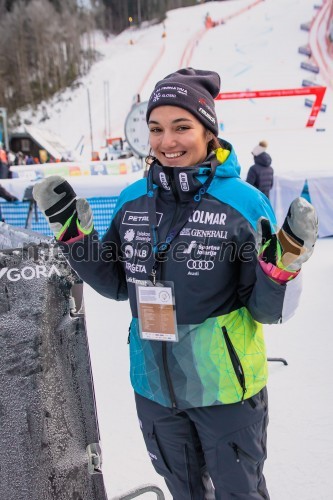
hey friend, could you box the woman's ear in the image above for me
[206,130,214,142]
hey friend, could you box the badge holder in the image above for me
[136,280,178,342]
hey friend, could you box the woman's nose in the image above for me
[160,130,177,149]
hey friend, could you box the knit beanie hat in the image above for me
[146,68,220,135]
[252,140,268,157]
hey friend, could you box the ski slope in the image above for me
[19,0,332,498]
[19,0,332,175]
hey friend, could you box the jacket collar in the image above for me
[149,139,241,201]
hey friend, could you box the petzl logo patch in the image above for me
[122,211,163,226]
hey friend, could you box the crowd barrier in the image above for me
[0,170,143,237]
[1,170,332,239]
[0,196,118,237]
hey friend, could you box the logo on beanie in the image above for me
[159,85,188,96]
[198,107,216,124]
[152,92,161,102]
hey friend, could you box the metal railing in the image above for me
[111,484,165,500]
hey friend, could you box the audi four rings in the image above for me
[186,260,215,270]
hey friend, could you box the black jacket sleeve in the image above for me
[236,223,293,324]
[59,214,128,301]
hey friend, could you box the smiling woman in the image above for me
[148,106,213,167]
[33,67,318,500]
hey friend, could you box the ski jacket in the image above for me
[0,149,7,165]
[62,140,301,410]
[246,152,274,198]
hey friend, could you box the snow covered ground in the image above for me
[17,0,333,498]
[84,236,332,500]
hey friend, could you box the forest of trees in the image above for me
[0,0,199,116]
[97,0,200,34]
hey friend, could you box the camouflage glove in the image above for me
[33,175,93,242]
[258,197,318,280]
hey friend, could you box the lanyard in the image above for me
[146,162,216,284]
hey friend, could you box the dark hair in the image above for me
[207,135,221,154]
[145,149,155,168]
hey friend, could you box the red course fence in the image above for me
[215,86,327,128]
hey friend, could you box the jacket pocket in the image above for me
[138,415,172,476]
[222,326,246,400]
[229,442,259,466]
[148,425,172,475]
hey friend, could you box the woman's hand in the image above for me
[257,197,318,281]
[33,175,94,243]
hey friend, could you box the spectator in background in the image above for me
[26,154,34,165]
[0,184,18,222]
[246,140,274,199]
[15,151,26,165]
[7,150,16,167]
[0,143,9,179]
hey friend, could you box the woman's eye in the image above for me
[149,127,161,133]
[177,126,190,131]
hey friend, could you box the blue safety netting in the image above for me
[0,197,118,238]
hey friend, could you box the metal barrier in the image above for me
[112,484,165,500]
[267,357,288,365]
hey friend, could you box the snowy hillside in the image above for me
[17,0,331,175]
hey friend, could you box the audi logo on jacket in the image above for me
[62,140,302,410]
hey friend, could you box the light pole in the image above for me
[104,80,111,140]
[129,16,134,45]
[137,0,141,25]
[86,88,94,157]
[0,107,9,150]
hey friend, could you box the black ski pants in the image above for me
[135,387,269,500]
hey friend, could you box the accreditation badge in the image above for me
[136,281,178,342]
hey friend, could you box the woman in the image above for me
[33,68,317,500]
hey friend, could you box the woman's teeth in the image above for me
[164,152,185,158]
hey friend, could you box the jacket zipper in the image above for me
[160,254,177,408]
[159,171,179,409]
[222,326,247,401]
[167,171,182,237]
[162,343,177,408]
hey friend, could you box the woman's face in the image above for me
[148,106,212,167]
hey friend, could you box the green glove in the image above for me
[33,175,93,242]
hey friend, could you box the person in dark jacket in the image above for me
[0,184,19,221]
[33,68,318,500]
[246,140,274,198]
[0,144,9,179]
